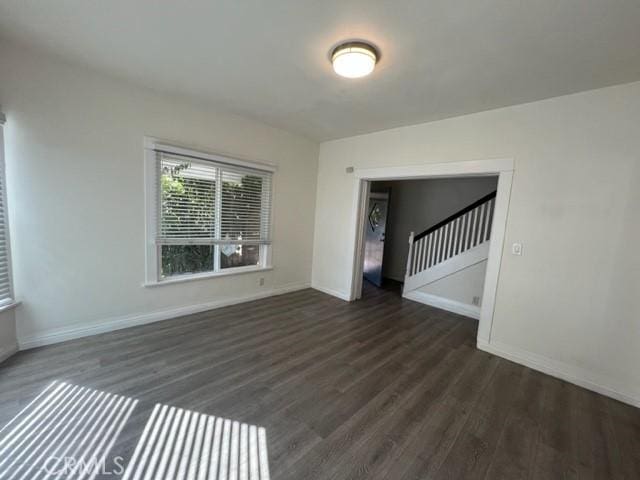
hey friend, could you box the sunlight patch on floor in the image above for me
[122,403,270,480]
[0,381,137,480]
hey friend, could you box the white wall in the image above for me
[312,81,640,406]
[419,260,487,306]
[0,40,319,347]
[372,177,497,281]
[406,260,488,320]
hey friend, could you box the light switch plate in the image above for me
[511,243,523,255]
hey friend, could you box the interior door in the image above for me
[363,192,389,287]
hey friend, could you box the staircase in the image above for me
[403,191,496,296]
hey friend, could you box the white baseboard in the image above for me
[403,290,480,319]
[0,343,18,364]
[18,282,310,350]
[311,284,352,301]
[477,338,640,408]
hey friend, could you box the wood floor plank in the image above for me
[430,360,524,479]
[0,281,638,480]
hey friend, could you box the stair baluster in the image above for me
[404,191,497,286]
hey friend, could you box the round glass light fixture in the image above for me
[331,42,377,78]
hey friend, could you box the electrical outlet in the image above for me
[259,277,265,286]
[511,242,523,256]
[472,296,481,306]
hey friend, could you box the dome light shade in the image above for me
[331,42,377,78]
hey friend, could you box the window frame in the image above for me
[144,138,275,285]
[0,112,16,307]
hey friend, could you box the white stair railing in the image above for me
[406,191,496,280]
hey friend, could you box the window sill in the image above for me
[144,266,273,287]
[0,300,21,313]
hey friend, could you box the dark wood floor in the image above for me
[1,283,639,479]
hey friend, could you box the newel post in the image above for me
[405,231,415,278]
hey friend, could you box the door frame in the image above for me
[349,158,514,345]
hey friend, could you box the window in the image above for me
[0,112,14,305]
[145,140,274,283]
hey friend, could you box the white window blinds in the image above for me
[220,168,272,243]
[156,151,273,246]
[0,114,13,305]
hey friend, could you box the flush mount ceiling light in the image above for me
[331,41,378,78]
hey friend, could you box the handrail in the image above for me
[413,191,497,242]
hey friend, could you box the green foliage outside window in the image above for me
[160,162,262,276]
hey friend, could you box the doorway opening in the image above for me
[349,159,514,346]
[361,176,498,321]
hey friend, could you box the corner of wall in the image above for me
[0,307,18,363]
[477,338,640,408]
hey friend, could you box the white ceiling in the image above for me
[1,0,639,141]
